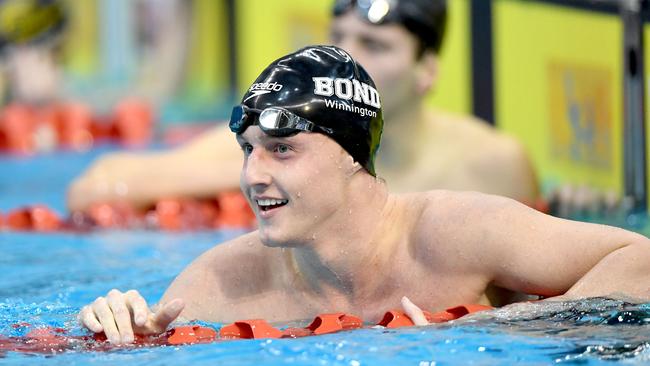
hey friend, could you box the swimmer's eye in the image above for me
[241,143,253,155]
[273,143,293,155]
[360,37,389,53]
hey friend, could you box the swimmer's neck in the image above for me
[377,101,428,171]
[286,176,398,305]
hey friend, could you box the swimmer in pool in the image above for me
[79,46,650,344]
[67,0,538,213]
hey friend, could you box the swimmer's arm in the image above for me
[67,124,242,211]
[476,196,650,300]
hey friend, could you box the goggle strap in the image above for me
[295,118,315,132]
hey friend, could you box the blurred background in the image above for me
[0,0,648,217]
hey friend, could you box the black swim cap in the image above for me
[233,45,383,176]
[333,0,447,54]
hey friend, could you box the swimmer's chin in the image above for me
[258,233,306,248]
[257,231,283,248]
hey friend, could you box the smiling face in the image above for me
[236,126,357,247]
[329,11,434,120]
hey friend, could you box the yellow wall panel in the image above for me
[235,0,331,94]
[61,0,99,76]
[495,0,623,194]
[426,0,471,114]
[184,0,230,100]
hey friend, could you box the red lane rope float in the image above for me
[0,104,36,154]
[215,192,256,229]
[0,304,492,355]
[112,99,154,148]
[1,192,256,232]
[55,102,94,151]
[5,205,62,231]
[220,319,283,339]
[166,325,218,345]
[0,100,153,155]
[376,304,494,328]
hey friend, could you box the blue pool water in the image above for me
[1,149,650,365]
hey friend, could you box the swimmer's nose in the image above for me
[241,150,272,191]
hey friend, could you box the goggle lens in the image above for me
[230,105,325,137]
[259,108,284,130]
[229,105,246,133]
[334,0,396,24]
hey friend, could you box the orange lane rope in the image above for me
[0,305,493,355]
[0,191,256,232]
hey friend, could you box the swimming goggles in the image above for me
[229,105,333,137]
[333,0,399,24]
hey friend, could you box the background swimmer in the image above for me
[79,46,650,344]
[67,0,539,213]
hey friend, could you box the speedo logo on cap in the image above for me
[250,82,283,92]
[244,82,284,102]
[312,77,381,108]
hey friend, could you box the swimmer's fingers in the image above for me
[91,296,121,344]
[149,298,185,332]
[107,289,135,344]
[125,290,150,327]
[79,305,103,333]
[401,296,429,326]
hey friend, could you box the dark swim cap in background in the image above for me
[0,0,67,52]
[237,45,383,176]
[333,0,447,54]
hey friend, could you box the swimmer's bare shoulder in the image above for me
[426,110,538,201]
[408,189,502,272]
[161,231,285,321]
[386,190,516,306]
[412,189,565,280]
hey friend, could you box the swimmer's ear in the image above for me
[345,155,363,177]
[415,50,438,95]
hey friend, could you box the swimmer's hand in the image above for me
[400,296,429,326]
[78,289,185,344]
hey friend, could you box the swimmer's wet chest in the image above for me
[380,219,492,309]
